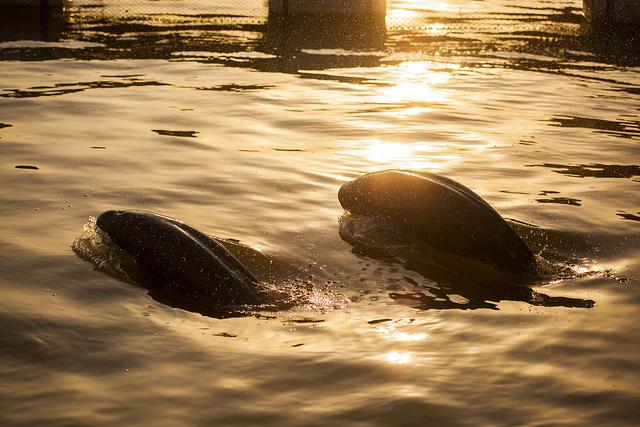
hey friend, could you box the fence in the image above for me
[64,0,584,30]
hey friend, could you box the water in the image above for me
[1,1,639,425]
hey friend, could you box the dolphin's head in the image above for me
[339,172,382,216]
[337,178,360,214]
[96,210,145,248]
[96,210,124,236]
[338,170,419,218]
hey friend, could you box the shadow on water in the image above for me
[352,244,595,311]
[339,215,596,311]
[528,163,640,180]
[0,78,168,99]
[549,116,640,139]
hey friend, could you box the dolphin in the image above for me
[338,170,539,278]
[96,210,262,311]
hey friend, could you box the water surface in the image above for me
[1,1,639,425]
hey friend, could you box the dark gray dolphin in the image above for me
[338,170,538,277]
[96,210,261,310]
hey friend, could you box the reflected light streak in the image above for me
[394,106,428,118]
[376,61,456,105]
[376,325,395,335]
[425,23,447,35]
[399,0,452,11]
[365,141,415,163]
[387,9,419,20]
[394,332,428,342]
[358,140,452,170]
[388,0,452,20]
[387,351,411,364]
[378,82,443,103]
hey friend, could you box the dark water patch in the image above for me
[286,318,324,324]
[273,148,304,152]
[291,343,304,347]
[15,165,39,170]
[1,79,168,98]
[340,215,596,311]
[212,332,237,338]
[297,71,382,85]
[368,318,392,324]
[100,73,145,78]
[528,163,640,179]
[195,84,274,92]
[154,13,250,19]
[500,190,529,195]
[615,86,640,96]
[152,129,199,138]
[511,5,582,13]
[545,8,584,24]
[390,286,594,311]
[509,221,601,259]
[617,212,640,222]
[90,146,106,149]
[549,116,640,139]
[539,190,560,195]
[536,196,582,206]
[254,313,276,320]
[0,123,12,129]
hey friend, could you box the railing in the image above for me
[60,0,584,30]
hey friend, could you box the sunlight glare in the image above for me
[400,0,452,12]
[394,332,429,342]
[376,61,455,104]
[362,140,444,170]
[387,351,411,364]
[387,9,419,20]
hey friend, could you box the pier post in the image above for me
[266,0,387,52]
[0,0,63,5]
[268,0,386,18]
[584,0,640,26]
[0,0,66,41]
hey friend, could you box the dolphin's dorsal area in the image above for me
[95,210,261,312]
[338,170,539,278]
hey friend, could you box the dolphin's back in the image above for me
[96,210,260,307]
[338,170,538,276]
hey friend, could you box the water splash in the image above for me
[71,216,141,287]
[255,278,349,314]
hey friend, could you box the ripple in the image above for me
[151,129,199,138]
[528,163,640,179]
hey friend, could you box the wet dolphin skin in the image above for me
[338,170,538,277]
[96,210,261,308]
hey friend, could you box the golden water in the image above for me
[1,1,639,425]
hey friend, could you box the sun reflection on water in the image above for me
[387,351,412,364]
[348,140,458,170]
[387,0,451,18]
[376,61,456,105]
[394,332,429,342]
[424,23,447,35]
[365,141,435,163]
[400,0,452,12]
[387,9,419,20]
[388,0,481,21]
